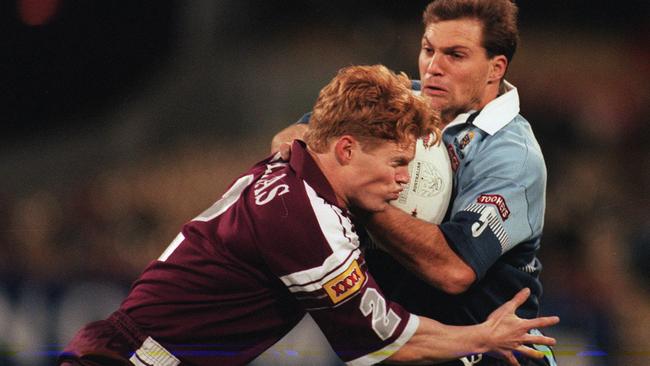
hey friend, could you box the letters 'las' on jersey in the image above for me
[120,141,418,366]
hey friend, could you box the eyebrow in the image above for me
[422,34,471,52]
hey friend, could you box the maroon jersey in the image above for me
[118,141,418,365]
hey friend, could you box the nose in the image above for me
[425,53,443,76]
[396,167,410,186]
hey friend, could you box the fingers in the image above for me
[503,352,521,366]
[271,124,309,154]
[279,142,292,161]
[523,316,560,330]
[522,333,557,347]
[487,288,531,321]
[507,287,531,309]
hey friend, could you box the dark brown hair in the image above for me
[423,0,519,63]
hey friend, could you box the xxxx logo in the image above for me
[331,269,362,296]
[324,260,366,304]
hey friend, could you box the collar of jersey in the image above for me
[443,80,520,135]
[289,140,340,207]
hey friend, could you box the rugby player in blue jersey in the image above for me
[272,1,554,365]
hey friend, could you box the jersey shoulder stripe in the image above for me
[278,182,362,299]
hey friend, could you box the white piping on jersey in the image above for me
[194,174,255,222]
[520,257,542,274]
[158,233,185,262]
[346,314,420,366]
[158,174,255,262]
[279,182,361,293]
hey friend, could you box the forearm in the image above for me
[387,288,560,365]
[367,205,475,293]
[387,316,487,364]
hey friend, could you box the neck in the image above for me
[307,148,349,208]
[440,82,501,125]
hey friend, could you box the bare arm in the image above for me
[270,123,309,159]
[365,205,476,294]
[386,288,559,365]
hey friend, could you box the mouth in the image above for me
[388,192,401,201]
[422,85,448,96]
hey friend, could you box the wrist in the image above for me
[470,323,491,355]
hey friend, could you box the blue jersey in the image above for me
[297,80,547,326]
[367,81,547,333]
[437,80,546,280]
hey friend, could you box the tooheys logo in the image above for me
[324,260,366,304]
[477,194,510,219]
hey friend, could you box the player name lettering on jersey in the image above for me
[324,260,366,305]
[476,194,510,220]
[254,162,290,205]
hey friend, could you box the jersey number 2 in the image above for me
[359,288,401,341]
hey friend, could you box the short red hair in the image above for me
[305,65,440,153]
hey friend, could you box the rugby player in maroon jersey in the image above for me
[59,65,557,366]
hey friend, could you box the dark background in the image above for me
[1,1,648,365]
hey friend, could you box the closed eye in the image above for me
[448,51,466,59]
[392,158,410,167]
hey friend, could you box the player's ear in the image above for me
[334,136,356,165]
[488,55,508,84]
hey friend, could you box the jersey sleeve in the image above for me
[253,180,418,365]
[440,127,546,280]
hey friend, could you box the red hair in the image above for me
[305,65,440,152]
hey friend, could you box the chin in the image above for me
[424,96,447,109]
[368,201,389,213]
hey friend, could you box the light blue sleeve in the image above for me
[440,120,546,279]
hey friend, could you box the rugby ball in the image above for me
[391,133,452,224]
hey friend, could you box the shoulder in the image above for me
[467,116,546,180]
[483,115,541,155]
[245,163,358,257]
[496,115,545,169]
[244,159,307,221]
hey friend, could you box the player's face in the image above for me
[346,140,414,213]
[418,18,495,124]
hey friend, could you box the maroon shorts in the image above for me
[58,311,146,366]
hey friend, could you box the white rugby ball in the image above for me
[391,133,452,224]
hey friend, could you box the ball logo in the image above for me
[324,260,366,304]
[391,137,453,224]
[397,159,445,206]
[411,161,444,198]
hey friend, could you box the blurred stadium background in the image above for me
[1,0,648,365]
